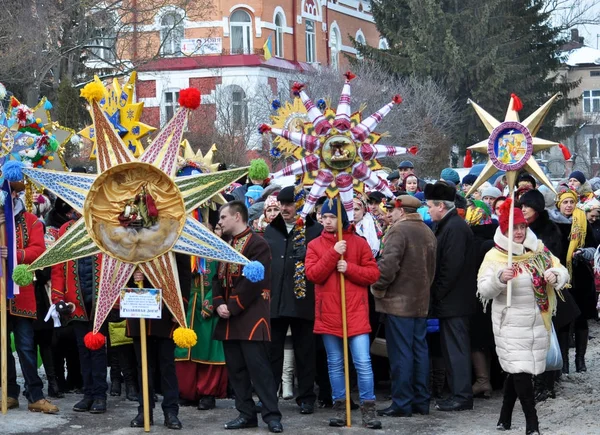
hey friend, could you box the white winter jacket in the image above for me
[477,228,569,375]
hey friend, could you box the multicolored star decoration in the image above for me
[259,72,417,221]
[11,82,263,349]
[465,93,559,195]
[0,95,73,170]
[79,72,155,159]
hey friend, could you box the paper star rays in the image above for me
[466,93,559,195]
[261,73,416,221]
[22,85,254,335]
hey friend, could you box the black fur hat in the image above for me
[424,181,456,202]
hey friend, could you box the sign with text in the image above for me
[181,38,222,55]
[120,288,162,319]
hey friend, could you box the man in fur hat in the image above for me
[424,181,476,412]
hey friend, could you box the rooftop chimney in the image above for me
[571,28,579,42]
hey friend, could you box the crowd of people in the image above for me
[2,158,599,435]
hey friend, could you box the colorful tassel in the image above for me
[464,149,473,168]
[511,93,523,112]
[559,143,572,161]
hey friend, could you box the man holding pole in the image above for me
[425,181,476,412]
[305,199,381,429]
[213,201,283,433]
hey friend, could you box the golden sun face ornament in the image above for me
[466,93,559,195]
[15,84,263,343]
[260,72,417,222]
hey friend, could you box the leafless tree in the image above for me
[544,0,600,32]
[0,0,213,105]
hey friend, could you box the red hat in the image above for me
[499,198,527,234]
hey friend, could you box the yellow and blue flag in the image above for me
[263,34,273,60]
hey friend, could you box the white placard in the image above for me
[181,38,222,55]
[120,288,162,319]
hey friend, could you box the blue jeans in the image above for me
[7,315,44,402]
[386,316,430,413]
[322,333,375,404]
[73,321,108,400]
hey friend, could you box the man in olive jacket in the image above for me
[264,186,322,414]
[371,195,437,417]
[425,181,476,412]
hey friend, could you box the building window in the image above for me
[306,20,316,63]
[589,137,600,161]
[230,10,252,54]
[163,90,180,124]
[330,26,340,70]
[275,13,284,58]
[231,87,247,129]
[89,26,116,62]
[583,90,600,113]
[160,12,184,56]
[378,38,389,50]
[591,71,600,77]
[355,32,366,60]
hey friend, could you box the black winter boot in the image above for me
[329,401,346,427]
[513,373,539,435]
[360,400,382,429]
[575,328,588,373]
[557,329,570,374]
[497,375,517,431]
[533,375,547,403]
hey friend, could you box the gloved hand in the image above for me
[44,305,61,328]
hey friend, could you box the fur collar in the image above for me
[548,208,572,224]
[493,227,539,255]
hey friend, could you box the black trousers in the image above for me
[439,316,472,402]
[133,336,179,416]
[224,340,281,423]
[270,317,316,405]
[72,321,108,400]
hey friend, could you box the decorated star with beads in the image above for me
[466,93,559,195]
[260,72,417,222]
[14,83,263,345]
[80,72,156,159]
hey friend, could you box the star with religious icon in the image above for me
[466,93,559,195]
[260,72,417,222]
[20,84,256,336]
[80,72,156,159]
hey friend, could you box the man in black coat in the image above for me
[263,186,323,414]
[425,181,476,411]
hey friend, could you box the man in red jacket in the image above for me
[305,199,381,430]
[2,182,58,413]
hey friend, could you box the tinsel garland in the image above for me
[293,180,306,299]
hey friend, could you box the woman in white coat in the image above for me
[478,199,568,435]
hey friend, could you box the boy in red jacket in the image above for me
[305,199,381,429]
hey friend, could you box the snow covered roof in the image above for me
[562,46,600,66]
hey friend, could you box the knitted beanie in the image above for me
[440,168,460,184]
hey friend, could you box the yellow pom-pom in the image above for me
[48,156,54,161]
[80,82,105,103]
[173,327,197,349]
[36,118,42,124]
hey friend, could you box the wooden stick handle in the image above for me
[137,279,151,432]
[336,199,351,427]
[1,216,7,415]
[507,188,515,307]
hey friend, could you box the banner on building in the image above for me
[181,38,223,55]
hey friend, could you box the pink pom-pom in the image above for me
[393,95,403,104]
[178,88,201,110]
[83,332,106,350]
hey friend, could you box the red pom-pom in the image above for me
[296,217,304,227]
[292,82,305,96]
[393,95,403,104]
[407,146,418,155]
[559,143,572,161]
[464,149,473,168]
[83,332,106,350]
[178,88,201,110]
[510,93,523,112]
[10,97,19,108]
[343,71,356,81]
[258,124,272,134]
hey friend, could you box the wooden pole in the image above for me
[137,280,151,432]
[506,186,515,307]
[336,199,351,427]
[1,210,7,415]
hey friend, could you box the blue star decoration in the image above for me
[104,109,129,137]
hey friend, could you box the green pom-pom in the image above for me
[248,159,269,181]
[13,265,34,286]
[48,137,59,152]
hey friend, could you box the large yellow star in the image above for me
[466,94,559,195]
